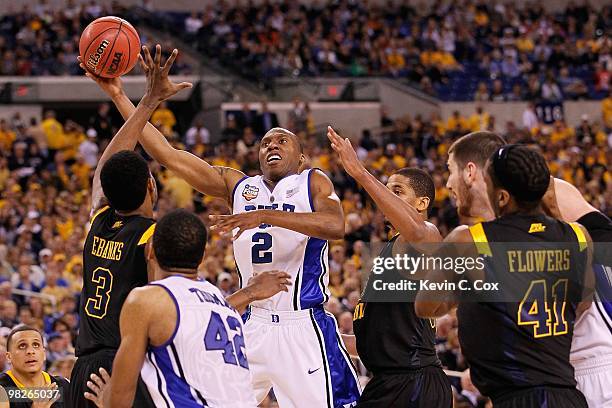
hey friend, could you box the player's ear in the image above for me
[415,197,430,212]
[145,240,154,261]
[497,189,510,209]
[463,162,477,185]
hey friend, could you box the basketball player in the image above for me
[70,45,192,408]
[416,145,591,407]
[543,178,612,407]
[0,326,69,408]
[441,131,609,406]
[327,127,452,407]
[98,209,264,407]
[89,68,360,407]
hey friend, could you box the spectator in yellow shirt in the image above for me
[469,106,490,131]
[41,110,65,154]
[61,121,85,161]
[446,111,468,134]
[151,101,177,134]
[0,119,16,150]
[160,169,194,208]
[516,33,534,53]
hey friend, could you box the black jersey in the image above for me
[76,206,155,357]
[458,214,588,401]
[0,371,70,408]
[353,235,441,373]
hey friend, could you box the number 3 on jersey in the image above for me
[252,232,272,263]
[85,267,113,319]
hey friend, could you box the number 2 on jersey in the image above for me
[517,279,568,338]
[252,232,272,263]
[204,311,249,369]
[85,267,114,319]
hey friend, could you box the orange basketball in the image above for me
[79,16,140,78]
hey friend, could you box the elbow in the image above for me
[414,301,445,319]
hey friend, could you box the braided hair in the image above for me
[488,145,550,210]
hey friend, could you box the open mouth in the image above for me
[25,360,37,365]
[266,153,282,164]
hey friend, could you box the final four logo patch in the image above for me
[242,184,259,201]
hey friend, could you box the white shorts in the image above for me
[243,306,361,408]
[573,355,612,407]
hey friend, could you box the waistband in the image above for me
[572,354,612,375]
[248,306,325,325]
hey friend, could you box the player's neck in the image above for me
[116,206,153,218]
[10,369,47,388]
[500,204,544,217]
[161,270,199,280]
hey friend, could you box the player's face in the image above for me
[259,132,301,181]
[446,153,472,216]
[7,331,46,375]
[386,174,428,212]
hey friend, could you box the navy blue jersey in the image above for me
[76,206,155,356]
[353,236,441,373]
[458,214,588,400]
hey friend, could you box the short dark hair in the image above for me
[392,167,436,211]
[153,209,207,271]
[100,151,150,212]
[6,325,43,351]
[488,144,550,210]
[448,131,506,168]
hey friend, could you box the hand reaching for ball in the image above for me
[77,56,124,99]
[139,44,192,106]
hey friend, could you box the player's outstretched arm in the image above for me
[328,126,441,243]
[414,226,474,318]
[86,45,192,212]
[209,169,345,240]
[226,271,292,313]
[106,288,152,408]
[80,55,244,202]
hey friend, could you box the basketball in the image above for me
[79,16,140,78]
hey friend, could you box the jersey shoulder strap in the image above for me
[568,222,588,252]
[90,205,110,226]
[469,223,492,256]
[137,223,156,246]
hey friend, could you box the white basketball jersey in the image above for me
[232,169,330,311]
[141,276,257,408]
[571,265,612,363]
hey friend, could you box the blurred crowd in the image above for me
[0,0,191,76]
[2,1,609,102]
[0,94,610,399]
[170,0,611,99]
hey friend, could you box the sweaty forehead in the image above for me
[262,130,297,143]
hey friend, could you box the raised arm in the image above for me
[80,55,244,202]
[327,126,441,243]
[84,45,192,212]
[414,226,475,318]
[542,177,598,222]
[209,169,345,241]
